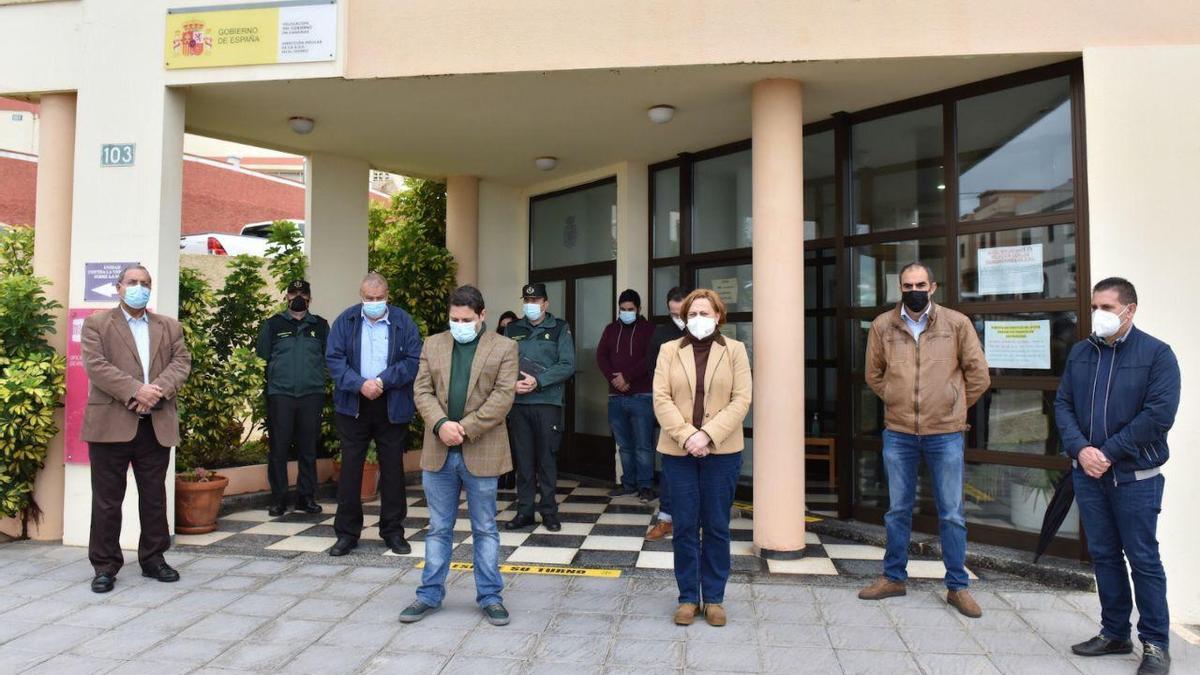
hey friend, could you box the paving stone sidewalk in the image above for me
[0,540,1197,675]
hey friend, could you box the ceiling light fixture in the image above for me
[647,104,676,124]
[535,156,558,171]
[288,116,315,135]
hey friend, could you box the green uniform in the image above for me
[504,313,576,407]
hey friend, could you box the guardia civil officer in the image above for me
[503,283,575,532]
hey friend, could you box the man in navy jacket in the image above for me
[326,272,423,557]
[1055,277,1179,675]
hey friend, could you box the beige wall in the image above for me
[305,153,370,319]
[477,180,525,316]
[1083,44,1200,624]
[347,0,1200,80]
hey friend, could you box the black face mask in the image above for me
[289,296,309,313]
[902,290,929,314]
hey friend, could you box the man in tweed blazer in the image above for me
[402,286,519,626]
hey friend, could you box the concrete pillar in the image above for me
[63,86,186,548]
[305,153,371,319]
[616,162,650,305]
[0,94,76,541]
[446,175,480,287]
[751,79,807,558]
[477,179,524,312]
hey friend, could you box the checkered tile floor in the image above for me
[176,480,977,578]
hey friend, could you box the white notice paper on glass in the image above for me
[984,320,1051,370]
[978,244,1044,296]
[711,277,739,305]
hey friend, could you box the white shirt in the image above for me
[900,304,931,342]
[122,307,151,384]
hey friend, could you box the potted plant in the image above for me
[331,444,379,502]
[1010,468,1079,536]
[175,468,229,534]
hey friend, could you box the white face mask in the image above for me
[1092,306,1130,339]
[671,315,685,331]
[687,315,717,340]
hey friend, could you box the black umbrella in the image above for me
[1034,470,1075,563]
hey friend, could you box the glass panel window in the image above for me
[719,321,753,429]
[573,274,614,436]
[805,131,836,240]
[530,181,617,270]
[968,389,1060,456]
[651,266,680,318]
[958,224,1077,302]
[958,77,1073,221]
[693,149,752,253]
[971,311,1078,376]
[851,106,945,234]
[652,166,681,258]
[852,380,883,437]
[850,238,946,307]
[697,264,753,314]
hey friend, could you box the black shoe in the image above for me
[91,573,115,594]
[1138,644,1171,674]
[384,536,412,555]
[505,514,537,531]
[141,563,180,583]
[608,486,637,497]
[638,488,656,503]
[541,514,562,532]
[329,537,358,557]
[1071,634,1135,657]
[482,603,511,626]
[297,498,323,515]
[268,502,288,517]
[398,600,438,623]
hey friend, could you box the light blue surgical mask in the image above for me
[362,300,388,320]
[123,285,150,310]
[523,303,543,322]
[618,310,637,325]
[449,321,479,344]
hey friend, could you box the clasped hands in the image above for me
[438,420,467,447]
[127,383,164,415]
[516,372,539,395]
[1078,446,1112,479]
[610,373,631,393]
[360,378,385,400]
[684,430,713,457]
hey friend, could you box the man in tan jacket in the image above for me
[80,265,191,593]
[401,286,519,626]
[859,262,990,618]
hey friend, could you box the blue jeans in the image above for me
[663,452,742,605]
[417,452,503,608]
[1074,469,1169,649]
[609,394,656,490]
[881,429,969,590]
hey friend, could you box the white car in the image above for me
[179,220,305,257]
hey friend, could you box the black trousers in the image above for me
[266,393,324,504]
[333,396,408,540]
[88,417,171,576]
[508,404,562,518]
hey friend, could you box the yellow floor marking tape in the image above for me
[416,560,622,578]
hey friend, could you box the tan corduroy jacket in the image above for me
[865,302,990,436]
[80,307,192,446]
[414,329,519,477]
[653,335,753,456]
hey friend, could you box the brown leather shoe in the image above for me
[645,520,673,541]
[858,577,907,600]
[703,603,727,627]
[947,589,982,618]
[673,603,700,626]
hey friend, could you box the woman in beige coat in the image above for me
[652,289,753,627]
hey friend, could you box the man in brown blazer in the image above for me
[400,286,518,626]
[81,265,191,593]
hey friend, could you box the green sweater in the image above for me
[435,331,481,452]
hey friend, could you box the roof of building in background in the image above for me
[0,149,36,227]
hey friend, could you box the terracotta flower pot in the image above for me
[361,462,379,502]
[331,459,341,483]
[175,474,229,534]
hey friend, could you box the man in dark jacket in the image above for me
[597,289,656,500]
[644,286,687,539]
[1055,277,1180,675]
[325,273,423,557]
[255,279,329,517]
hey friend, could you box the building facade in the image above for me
[1,0,1198,621]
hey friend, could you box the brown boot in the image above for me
[704,603,727,627]
[947,589,982,618]
[645,520,673,541]
[673,603,700,626]
[858,577,907,600]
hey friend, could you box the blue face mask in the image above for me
[449,321,479,344]
[523,303,543,322]
[618,310,637,325]
[123,285,150,310]
[362,301,388,320]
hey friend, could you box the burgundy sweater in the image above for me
[595,317,653,395]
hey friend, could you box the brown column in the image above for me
[446,175,479,286]
[751,79,807,557]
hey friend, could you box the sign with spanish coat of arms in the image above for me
[165,0,337,70]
